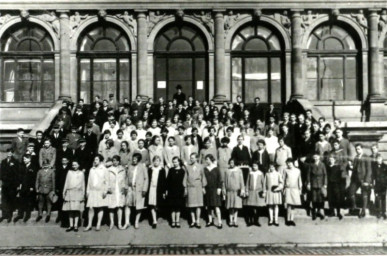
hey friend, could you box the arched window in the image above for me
[306,24,360,100]
[154,24,208,101]
[0,24,55,102]
[78,23,131,103]
[231,23,283,103]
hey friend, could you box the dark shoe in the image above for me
[233,223,238,228]
[291,221,296,227]
[195,223,201,229]
[189,222,195,228]
[320,214,325,220]
[13,216,22,223]
[246,222,252,227]
[256,221,261,227]
[358,210,365,219]
[45,215,51,223]
[338,214,343,220]
[0,217,5,223]
[74,227,78,232]
[23,215,30,223]
[227,222,233,227]
[274,222,279,227]
[217,224,223,229]
[66,227,74,232]
[171,222,176,228]
[7,218,12,223]
[383,214,387,220]
[268,222,273,226]
[152,223,157,229]
[285,220,290,226]
[36,215,42,222]
[345,209,354,216]
[55,216,61,223]
[176,223,181,228]
[206,221,213,227]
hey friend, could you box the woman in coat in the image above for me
[264,164,283,226]
[125,153,149,229]
[148,135,165,167]
[84,154,108,231]
[119,141,132,168]
[283,158,302,226]
[101,139,119,163]
[203,154,223,229]
[166,157,186,228]
[62,159,85,232]
[224,158,245,227]
[107,155,127,230]
[184,152,207,228]
[199,137,218,164]
[307,153,328,220]
[147,156,167,229]
[244,162,265,226]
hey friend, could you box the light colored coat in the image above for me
[184,163,207,207]
[126,163,149,210]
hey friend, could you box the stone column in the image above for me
[58,10,71,100]
[368,9,381,99]
[136,11,148,99]
[213,11,227,102]
[290,9,304,99]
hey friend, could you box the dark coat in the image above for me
[252,149,270,173]
[298,138,314,159]
[20,163,38,196]
[84,132,98,153]
[250,104,265,123]
[231,145,252,166]
[49,132,64,149]
[307,161,327,189]
[147,167,167,206]
[352,155,372,185]
[373,163,387,193]
[55,164,71,194]
[326,164,344,184]
[72,112,87,132]
[192,135,203,151]
[0,157,21,190]
[75,147,94,174]
[173,92,186,106]
[55,147,74,169]
[11,137,28,162]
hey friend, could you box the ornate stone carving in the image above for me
[273,11,291,33]
[330,9,340,20]
[351,10,368,31]
[378,9,387,32]
[69,12,89,38]
[116,11,136,35]
[20,9,29,20]
[253,9,262,21]
[301,10,318,28]
[35,11,60,36]
[194,11,214,35]
[224,11,240,32]
[175,9,184,20]
[0,13,12,28]
[98,9,107,20]
[148,11,168,35]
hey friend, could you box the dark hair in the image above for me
[132,153,142,162]
[36,130,43,135]
[130,130,138,136]
[205,154,216,162]
[104,130,111,135]
[184,135,193,142]
[112,155,121,162]
[286,158,294,163]
[355,143,363,149]
[95,154,104,162]
[116,129,123,135]
[221,137,230,144]
[120,141,129,152]
[257,139,266,145]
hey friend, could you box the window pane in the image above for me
[306,57,318,100]
[80,82,91,104]
[245,38,267,51]
[119,59,130,102]
[3,25,54,52]
[93,39,116,51]
[345,57,357,100]
[232,58,242,102]
[42,81,54,102]
[115,36,130,51]
[155,58,167,101]
[168,39,193,51]
[168,58,192,100]
[181,26,196,39]
[155,36,169,51]
[43,60,54,81]
[17,40,41,51]
[268,35,281,50]
[323,38,343,50]
[2,60,16,102]
[232,35,244,50]
[195,58,206,102]
[257,26,272,39]
[319,57,344,100]
[245,58,268,103]
[192,36,205,51]
[93,59,117,100]
[17,60,41,102]
[271,58,281,103]
[80,59,90,82]
[240,26,254,39]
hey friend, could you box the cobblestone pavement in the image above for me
[0,245,386,255]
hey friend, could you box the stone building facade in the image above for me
[0,0,386,134]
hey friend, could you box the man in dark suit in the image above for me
[335,129,352,158]
[50,124,64,149]
[11,128,28,163]
[30,130,44,155]
[373,154,387,219]
[347,144,372,218]
[250,97,265,124]
[84,123,98,154]
[75,138,94,180]
[251,139,270,174]
[173,84,186,106]
[14,154,37,223]
[55,156,71,225]
[0,149,21,222]
[55,139,74,170]
[131,95,145,118]
[231,135,252,184]
[191,127,203,151]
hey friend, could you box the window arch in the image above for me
[78,23,131,103]
[0,23,55,102]
[154,23,208,102]
[306,24,360,100]
[231,23,283,103]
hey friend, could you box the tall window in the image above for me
[306,24,359,100]
[231,23,283,103]
[78,23,130,103]
[154,23,208,101]
[0,24,55,102]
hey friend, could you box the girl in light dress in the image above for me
[283,158,302,226]
[147,156,167,229]
[164,136,181,174]
[107,155,127,230]
[148,135,165,167]
[84,154,108,231]
[119,141,131,168]
[133,139,150,166]
[264,164,283,226]
[181,135,198,166]
[199,137,218,164]
[244,162,265,227]
[125,153,149,229]
[224,158,245,227]
[62,159,85,232]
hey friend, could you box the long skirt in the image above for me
[328,183,342,208]
[226,191,243,209]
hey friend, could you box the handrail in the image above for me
[28,99,64,137]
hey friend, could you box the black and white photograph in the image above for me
[0,0,386,255]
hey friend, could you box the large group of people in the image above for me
[1,85,386,233]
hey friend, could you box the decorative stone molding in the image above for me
[272,11,291,34]
[20,9,29,20]
[301,10,319,29]
[175,9,184,20]
[98,9,107,20]
[34,11,60,37]
[69,12,89,38]
[193,11,214,35]
[330,9,340,21]
[253,9,262,21]
[147,11,170,36]
[0,13,13,28]
[116,11,136,35]
[378,9,387,34]
[224,11,242,34]
[349,10,368,32]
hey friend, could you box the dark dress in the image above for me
[326,164,344,208]
[166,167,186,209]
[203,167,222,207]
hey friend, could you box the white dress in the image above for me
[86,165,108,208]
[148,166,161,206]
